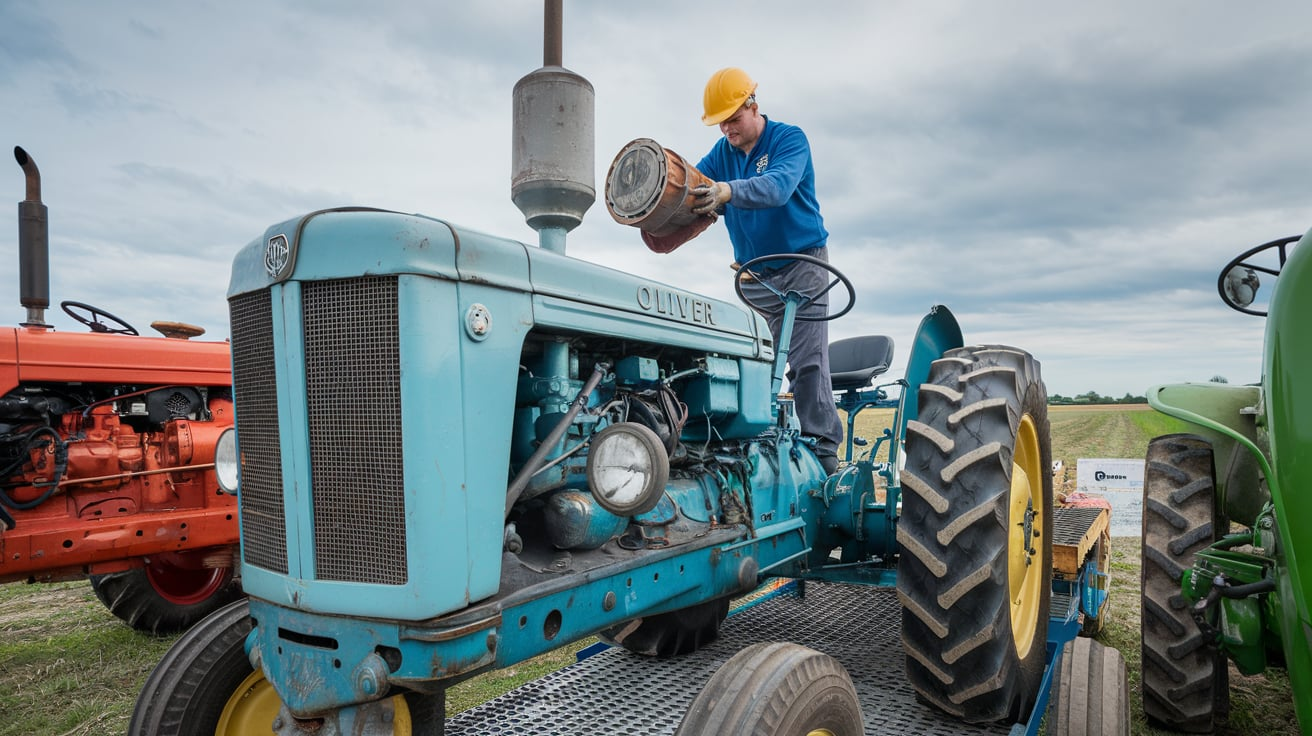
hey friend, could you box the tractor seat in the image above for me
[829,335,895,392]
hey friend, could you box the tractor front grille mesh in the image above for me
[229,289,288,574]
[303,277,408,585]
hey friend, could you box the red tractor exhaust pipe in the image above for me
[14,146,50,328]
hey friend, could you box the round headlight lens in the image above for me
[585,422,669,516]
[215,427,239,494]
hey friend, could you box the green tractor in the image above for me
[1142,229,1312,733]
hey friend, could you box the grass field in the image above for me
[0,405,1298,734]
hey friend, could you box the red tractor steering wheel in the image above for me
[61,300,140,335]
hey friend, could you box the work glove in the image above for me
[691,181,731,215]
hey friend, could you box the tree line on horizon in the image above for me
[1049,376,1229,405]
[1048,391,1148,405]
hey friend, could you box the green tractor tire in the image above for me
[129,599,443,735]
[1141,434,1229,732]
[897,345,1053,723]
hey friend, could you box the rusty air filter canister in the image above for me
[605,138,714,241]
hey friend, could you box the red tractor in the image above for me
[1,146,240,634]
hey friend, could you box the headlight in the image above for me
[585,422,669,516]
[215,427,239,494]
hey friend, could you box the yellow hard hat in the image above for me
[702,68,757,126]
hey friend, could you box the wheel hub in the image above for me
[145,551,231,605]
[1007,414,1045,659]
[218,670,416,736]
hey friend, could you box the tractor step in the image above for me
[446,582,1013,735]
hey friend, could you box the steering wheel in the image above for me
[733,253,856,322]
[61,300,139,335]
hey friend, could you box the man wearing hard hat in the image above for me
[691,67,844,475]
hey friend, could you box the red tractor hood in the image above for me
[0,325,231,395]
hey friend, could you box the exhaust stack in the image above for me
[510,0,595,253]
[14,146,49,328]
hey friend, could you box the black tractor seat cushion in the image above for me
[829,335,895,392]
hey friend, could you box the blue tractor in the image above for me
[130,7,1075,735]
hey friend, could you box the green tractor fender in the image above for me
[1146,382,1269,525]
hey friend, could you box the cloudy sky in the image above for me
[3,1,1309,397]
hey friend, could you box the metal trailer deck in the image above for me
[445,505,1109,735]
[448,503,1107,734]
[447,582,1011,735]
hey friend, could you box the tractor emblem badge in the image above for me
[264,234,290,278]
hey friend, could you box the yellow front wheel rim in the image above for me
[1007,414,1044,660]
[215,669,281,735]
[215,669,413,735]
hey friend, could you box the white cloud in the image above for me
[2,0,1308,396]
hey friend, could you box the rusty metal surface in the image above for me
[446,582,1013,735]
[605,138,713,238]
[543,0,562,67]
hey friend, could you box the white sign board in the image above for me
[1076,458,1145,493]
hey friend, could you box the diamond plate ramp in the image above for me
[447,582,1013,735]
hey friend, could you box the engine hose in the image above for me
[1214,575,1277,599]
[658,384,689,437]
[0,426,67,511]
[627,397,670,449]
[504,362,610,516]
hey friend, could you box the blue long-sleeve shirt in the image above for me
[696,117,828,268]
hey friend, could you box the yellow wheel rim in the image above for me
[215,669,281,735]
[215,669,413,734]
[1007,414,1044,660]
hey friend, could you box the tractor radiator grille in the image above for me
[303,277,408,585]
[229,289,289,574]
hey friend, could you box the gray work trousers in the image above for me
[739,247,844,460]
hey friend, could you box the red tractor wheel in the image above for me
[91,549,242,636]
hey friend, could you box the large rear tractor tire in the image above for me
[129,599,443,735]
[897,345,1053,723]
[1048,637,1129,736]
[91,549,241,635]
[1141,434,1229,732]
[599,595,730,658]
[674,642,863,736]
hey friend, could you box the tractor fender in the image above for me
[898,305,964,437]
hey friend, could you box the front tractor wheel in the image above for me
[90,549,242,635]
[1141,434,1228,732]
[897,345,1053,723]
[129,599,443,735]
[674,642,863,736]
